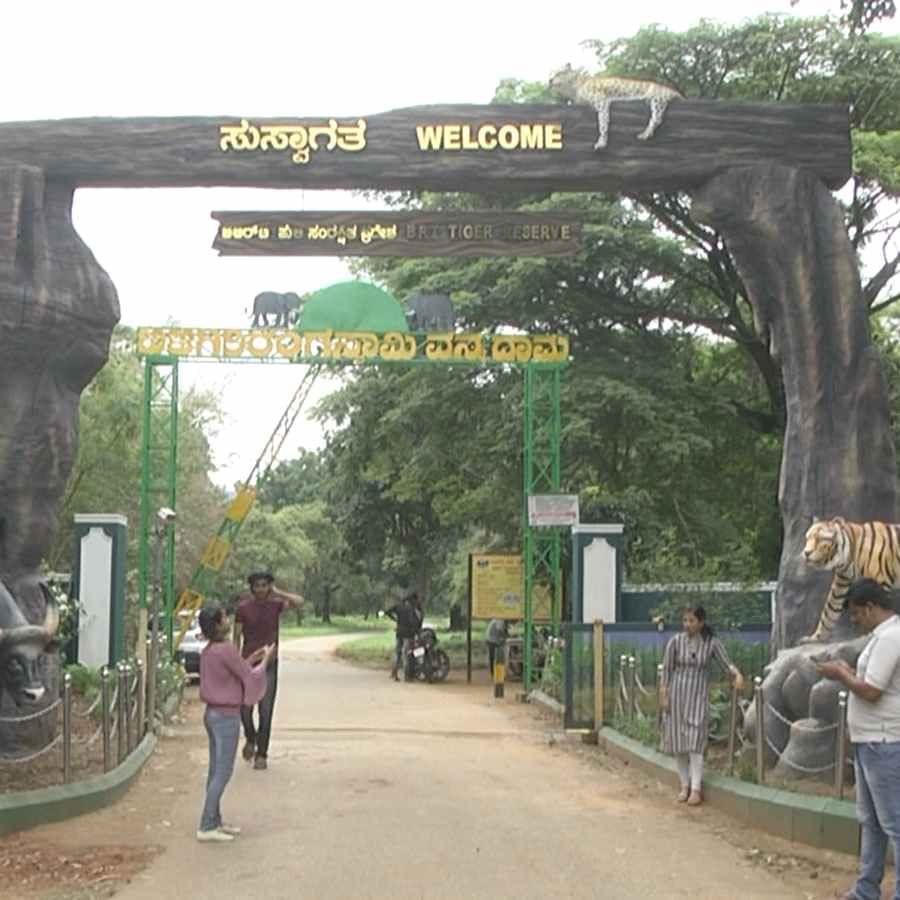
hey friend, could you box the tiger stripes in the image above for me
[802,517,900,641]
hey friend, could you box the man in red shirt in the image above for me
[232,569,304,770]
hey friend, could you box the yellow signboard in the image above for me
[470,554,551,621]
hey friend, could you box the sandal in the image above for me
[677,786,690,802]
[687,790,703,806]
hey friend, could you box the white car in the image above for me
[174,617,207,681]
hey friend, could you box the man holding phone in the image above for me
[817,578,900,900]
[232,569,304,770]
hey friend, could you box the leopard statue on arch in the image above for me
[549,64,682,150]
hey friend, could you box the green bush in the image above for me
[65,663,101,700]
[155,656,187,709]
[611,712,660,747]
[539,644,563,701]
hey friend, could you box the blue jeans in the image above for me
[853,741,900,900]
[200,707,240,832]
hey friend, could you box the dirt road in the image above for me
[7,634,862,900]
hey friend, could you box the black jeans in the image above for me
[240,662,278,758]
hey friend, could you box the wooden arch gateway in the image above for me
[0,97,889,741]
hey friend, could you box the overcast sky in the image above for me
[3,0,890,489]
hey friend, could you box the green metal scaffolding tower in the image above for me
[522,363,563,691]
[138,355,179,647]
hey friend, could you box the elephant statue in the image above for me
[405,293,456,332]
[251,291,302,328]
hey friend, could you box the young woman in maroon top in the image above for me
[196,604,275,842]
[232,570,304,769]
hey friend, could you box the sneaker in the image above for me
[242,739,255,761]
[219,824,242,836]
[196,829,234,843]
[253,756,268,770]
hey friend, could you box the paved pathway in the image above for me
[28,634,850,899]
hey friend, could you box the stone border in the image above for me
[528,689,565,717]
[0,733,157,837]
[597,727,860,856]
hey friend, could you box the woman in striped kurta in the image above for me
[660,606,744,806]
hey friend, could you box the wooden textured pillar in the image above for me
[0,166,118,751]
[692,164,898,648]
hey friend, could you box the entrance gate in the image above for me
[0,90,882,749]
[135,319,569,688]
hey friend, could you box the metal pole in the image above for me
[593,621,605,731]
[117,664,127,764]
[619,654,628,717]
[124,664,134,754]
[656,663,664,732]
[147,525,164,731]
[754,676,765,784]
[135,659,145,742]
[628,656,637,719]
[101,666,112,773]
[727,678,740,775]
[62,673,72,784]
[835,690,848,799]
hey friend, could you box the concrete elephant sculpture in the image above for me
[405,293,456,332]
[251,291,302,328]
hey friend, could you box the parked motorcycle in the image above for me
[407,627,450,683]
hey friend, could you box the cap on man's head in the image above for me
[248,569,274,586]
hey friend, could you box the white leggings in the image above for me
[676,752,704,791]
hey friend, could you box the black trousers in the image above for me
[240,662,279,758]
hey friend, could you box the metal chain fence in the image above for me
[0,657,155,785]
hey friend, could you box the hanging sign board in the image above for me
[211,211,582,258]
[527,494,580,527]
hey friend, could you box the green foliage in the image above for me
[539,643,564,702]
[839,0,896,32]
[47,325,227,602]
[155,655,187,708]
[611,712,660,748]
[853,130,900,197]
[65,664,101,700]
[220,503,317,600]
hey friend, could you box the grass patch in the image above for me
[280,615,393,638]
[336,622,493,670]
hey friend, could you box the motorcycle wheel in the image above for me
[429,649,450,682]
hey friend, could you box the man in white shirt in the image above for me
[818,578,900,900]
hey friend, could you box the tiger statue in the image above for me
[802,516,900,641]
[548,64,683,150]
